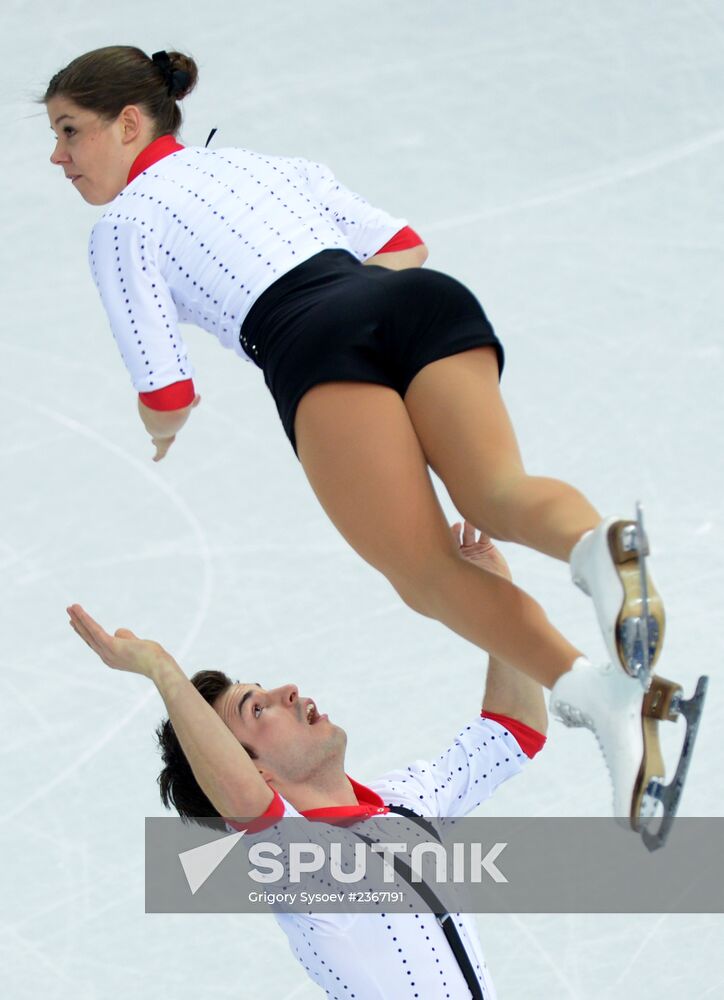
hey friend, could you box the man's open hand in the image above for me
[451,520,512,582]
[67,604,178,680]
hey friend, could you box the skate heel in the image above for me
[643,675,682,722]
[632,677,682,827]
[607,507,666,681]
[634,675,709,851]
[609,519,648,563]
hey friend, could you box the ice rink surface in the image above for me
[2,1,723,996]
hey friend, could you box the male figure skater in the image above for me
[68,524,546,998]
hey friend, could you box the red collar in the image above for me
[127,135,185,184]
[228,778,390,835]
[302,777,389,825]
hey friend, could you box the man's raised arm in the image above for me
[452,523,548,735]
[66,605,273,820]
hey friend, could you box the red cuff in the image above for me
[139,379,195,411]
[375,226,424,254]
[481,711,547,758]
[225,789,285,833]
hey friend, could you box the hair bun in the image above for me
[151,50,198,100]
[167,51,198,100]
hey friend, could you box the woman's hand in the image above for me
[451,520,512,582]
[67,604,179,680]
[138,394,201,462]
[150,433,176,463]
[363,244,429,270]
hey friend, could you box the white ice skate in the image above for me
[569,503,665,684]
[550,657,708,850]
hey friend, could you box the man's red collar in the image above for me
[127,135,185,184]
[302,777,389,825]
[227,777,389,834]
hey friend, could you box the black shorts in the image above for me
[240,249,504,452]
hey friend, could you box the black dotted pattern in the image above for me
[376,718,525,819]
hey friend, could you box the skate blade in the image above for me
[608,520,666,677]
[629,675,708,851]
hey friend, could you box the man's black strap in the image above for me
[359,804,486,1000]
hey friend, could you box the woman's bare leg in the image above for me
[404,347,601,560]
[294,381,581,688]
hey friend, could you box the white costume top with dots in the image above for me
[88,145,407,393]
[269,717,526,999]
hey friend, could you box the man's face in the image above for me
[213,682,346,786]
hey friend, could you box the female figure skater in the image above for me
[45,46,700,837]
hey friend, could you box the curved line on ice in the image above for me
[0,395,214,825]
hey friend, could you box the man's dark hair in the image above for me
[155,669,256,832]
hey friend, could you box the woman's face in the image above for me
[47,96,136,205]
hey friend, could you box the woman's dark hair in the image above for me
[44,46,198,137]
[155,668,255,832]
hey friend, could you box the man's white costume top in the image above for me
[233,716,529,999]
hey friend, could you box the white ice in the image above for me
[2,1,723,997]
